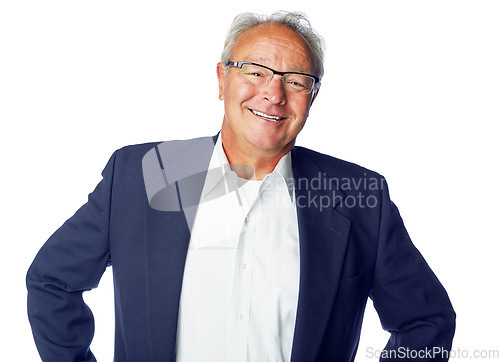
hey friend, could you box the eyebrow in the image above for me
[245,57,313,74]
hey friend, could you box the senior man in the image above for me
[27,11,455,362]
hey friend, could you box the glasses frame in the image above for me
[226,61,320,94]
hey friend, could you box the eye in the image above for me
[244,71,265,77]
[288,80,307,89]
[285,74,314,93]
[286,79,309,91]
[240,64,269,79]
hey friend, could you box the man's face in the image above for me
[217,24,319,160]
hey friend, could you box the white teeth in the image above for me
[251,110,282,121]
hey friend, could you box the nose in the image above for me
[262,74,287,105]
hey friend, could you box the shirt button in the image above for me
[237,313,244,321]
[240,263,247,271]
[244,216,250,224]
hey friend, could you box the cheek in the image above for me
[225,82,257,108]
[290,98,312,119]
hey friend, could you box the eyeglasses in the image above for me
[226,61,319,94]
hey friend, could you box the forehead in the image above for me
[232,24,313,72]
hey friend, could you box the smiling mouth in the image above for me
[250,109,284,122]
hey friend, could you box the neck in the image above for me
[220,133,293,181]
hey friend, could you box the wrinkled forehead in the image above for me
[231,23,315,73]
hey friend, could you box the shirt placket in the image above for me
[226,180,262,362]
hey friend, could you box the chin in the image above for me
[246,134,289,154]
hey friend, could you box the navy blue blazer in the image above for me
[27,135,455,361]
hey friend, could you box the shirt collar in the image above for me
[201,134,294,202]
[263,150,294,202]
[201,135,233,198]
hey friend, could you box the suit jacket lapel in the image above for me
[290,147,352,362]
[141,135,217,358]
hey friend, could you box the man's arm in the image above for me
[370,181,456,361]
[26,152,116,361]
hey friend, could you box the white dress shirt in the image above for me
[176,135,300,362]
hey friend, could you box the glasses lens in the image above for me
[240,63,272,86]
[284,74,315,94]
[237,63,315,94]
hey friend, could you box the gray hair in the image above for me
[221,11,326,81]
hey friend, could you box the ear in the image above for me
[216,62,226,100]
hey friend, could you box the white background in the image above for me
[1,1,499,360]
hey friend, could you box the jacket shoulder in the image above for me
[292,146,383,180]
[113,136,217,164]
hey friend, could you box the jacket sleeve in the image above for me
[26,151,117,361]
[370,179,456,361]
